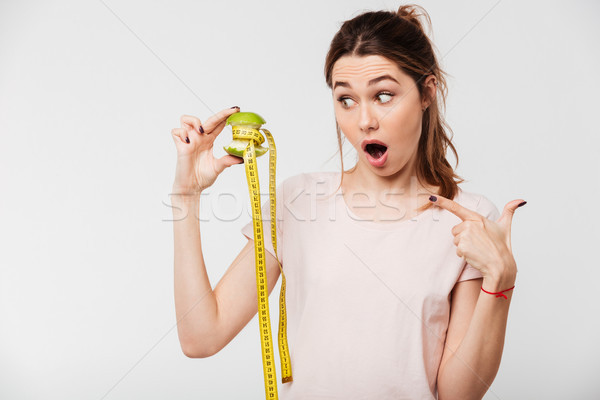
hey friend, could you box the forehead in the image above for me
[331,54,407,84]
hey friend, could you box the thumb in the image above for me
[214,154,244,174]
[498,199,527,247]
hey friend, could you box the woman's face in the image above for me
[331,54,432,176]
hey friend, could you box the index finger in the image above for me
[202,107,241,134]
[429,194,482,221]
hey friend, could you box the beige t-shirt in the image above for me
[241,171,500,399]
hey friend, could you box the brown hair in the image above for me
[324,4,465,211]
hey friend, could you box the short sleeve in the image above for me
[457,194,501,282]
[240,181,284,263]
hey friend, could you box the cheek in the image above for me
[335,113,356,137]
[385,115,422,155]
[387,106,422,137]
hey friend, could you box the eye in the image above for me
[337,96,355,108]
[336,91,394,109]
[377,92,394,104]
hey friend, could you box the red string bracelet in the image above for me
[481,285,515,299]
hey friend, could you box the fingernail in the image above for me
[517,201,527,207]
[429,195,437,202]
[199,126,204,134]
[185,137,190,143]
[231,106,240,109]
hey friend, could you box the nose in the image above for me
[358,103,379,133]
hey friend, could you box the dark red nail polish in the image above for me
[199,126,204,134]
[517,201,527,207]
[231,106,240,109]
[429,195,437,202]
[185,137,190,143]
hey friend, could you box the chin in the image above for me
[365,158,410,176]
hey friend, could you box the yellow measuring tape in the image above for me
[233,125,293,398]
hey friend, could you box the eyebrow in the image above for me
[333,74,400,90]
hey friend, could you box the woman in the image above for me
[170,4,525,399]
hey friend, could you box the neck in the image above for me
[345,159,426,196]
[340,155,440,217]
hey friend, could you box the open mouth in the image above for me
[365,143,388,159]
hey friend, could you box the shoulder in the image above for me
[275,171,339,221]
[454,187,501,221]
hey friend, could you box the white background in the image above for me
[1,0,599,399]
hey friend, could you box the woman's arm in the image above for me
[172,192,220,357]
[427,194,524,399]
[437,270,516,400]
[170,108,285,358]
[172,191,282,358]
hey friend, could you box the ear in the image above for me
[422,74,438,109]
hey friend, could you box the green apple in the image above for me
[223,111,269,158]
